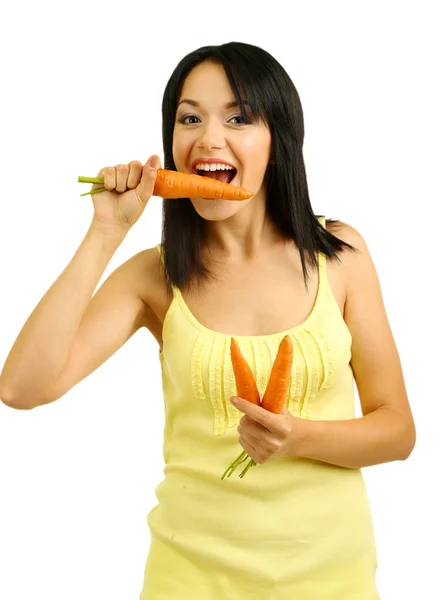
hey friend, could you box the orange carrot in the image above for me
[78,169,254,201]
[154,169,253,200]
[230,338,261,406]
[220,339,260,480]
[222,334,294,480]
[260,334,293,413]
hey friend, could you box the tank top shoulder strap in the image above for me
[316,215,329,294]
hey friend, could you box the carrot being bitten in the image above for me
[221,335,294,479]
[78,168,254,201]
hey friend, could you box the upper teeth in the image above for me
[195,163,235,171]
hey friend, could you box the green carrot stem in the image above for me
[221,449,258,479]
[78,176,105,184]
[80,187,107,197]
[239,459,257,479]
[78,176,106,196]
[227,452,250,476]
[221,450,248,479]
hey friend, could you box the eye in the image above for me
[229,115,251,124]
[177,115,200,125]
[176,114,251,125]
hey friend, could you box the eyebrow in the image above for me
[177,99,250,109]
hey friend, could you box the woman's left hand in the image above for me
[230,395,299,464]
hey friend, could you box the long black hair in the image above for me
[158,41,358,294]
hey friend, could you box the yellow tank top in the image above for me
[139,216,380,600]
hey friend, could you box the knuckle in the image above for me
[127,161,142,189]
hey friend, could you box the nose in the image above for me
[197,119,225,150]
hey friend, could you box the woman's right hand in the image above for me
[90,155,161,233]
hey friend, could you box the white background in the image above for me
[1,1,444,599]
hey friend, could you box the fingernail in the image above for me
[149,156,157,169]
[231,397,239,405]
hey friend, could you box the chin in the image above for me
[190,198,247,220]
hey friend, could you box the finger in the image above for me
[116,164,129,193]
[127,160,143,190]
[238,437,257,461]
[238,421,263,443]
[98,167,110,190]
[102,167,115,191]
[94,167,107,192]
[244,417,269,438]
[231,397,274,433]
[240,428,263,447]
[135,155,159,204]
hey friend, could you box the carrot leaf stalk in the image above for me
[239,458,257,478]
[221,450,257,480]
[78,176,104,184]
[78,176,106,196]
[220,450,252,480]
[81,187,107,196]
[221,335,293,480]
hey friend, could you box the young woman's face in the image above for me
[172,60,272,221]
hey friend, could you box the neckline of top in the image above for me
[172,250,326,341]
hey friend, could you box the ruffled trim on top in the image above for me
[190,329,335,436]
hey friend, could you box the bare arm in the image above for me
[292,407,414,469]
[0,220,134,409]
[292,223,416,468]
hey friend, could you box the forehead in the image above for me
[179,61,240,107]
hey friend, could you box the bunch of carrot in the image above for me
[221,335,293,479]
[78,169,254,201]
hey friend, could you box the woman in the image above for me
[0,42,416,599]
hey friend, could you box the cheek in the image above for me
[239,133,271,164]
[172,133,191,168]
[172,137,181,163]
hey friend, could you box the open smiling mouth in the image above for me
[192,165,238,186]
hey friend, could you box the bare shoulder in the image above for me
[325,219,363,253]
[325,219,376,286]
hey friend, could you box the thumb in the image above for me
[135,155,159,203]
